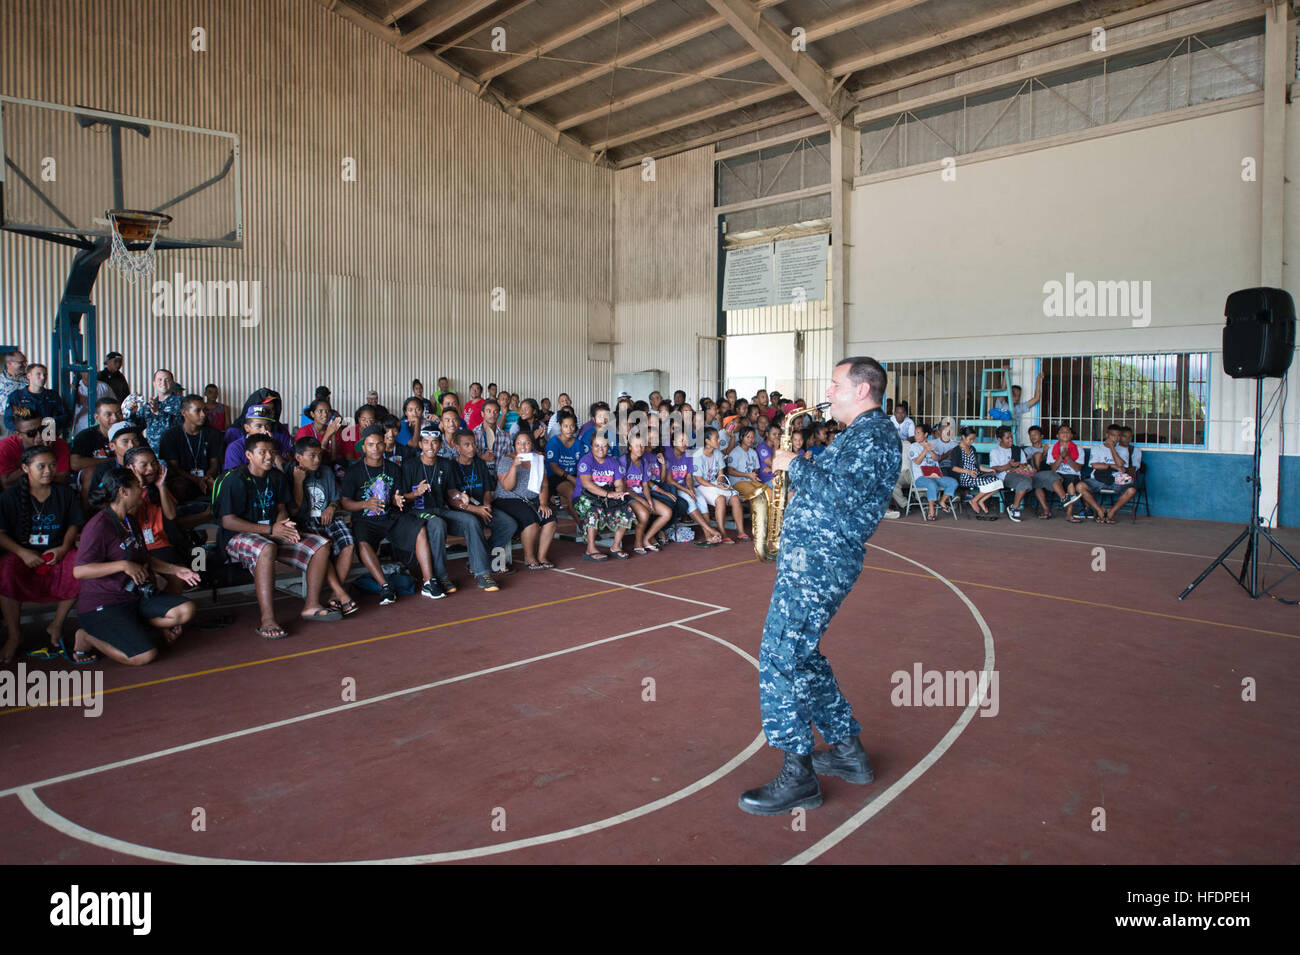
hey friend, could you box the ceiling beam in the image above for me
[703,0,855,125]
[432,0,537,55]
[383,0,430,27]
[555,0,930,131]
[517,0,784,107]
[587,0,1089,154]
[832,0,1081,78]
[476,0,660,83]
[851,0,1213,103]
[613,105,819,167]
[853,5,1267,125]
[590,85,789,152]
[397,0,501,53]
[312,0,602,166]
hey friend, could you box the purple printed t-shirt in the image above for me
[662,448,692,485]
[575,452,622,501]
[622,454,656,493]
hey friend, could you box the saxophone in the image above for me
[748,402,830,562]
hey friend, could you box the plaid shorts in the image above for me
[305,517,355,557]
[226,531,328,572]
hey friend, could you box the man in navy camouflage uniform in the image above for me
[739,356,900,815]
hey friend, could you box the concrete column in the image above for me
[830,122,855,363]
[1258,3,1289,524]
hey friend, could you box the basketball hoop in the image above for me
[104,209,172,282]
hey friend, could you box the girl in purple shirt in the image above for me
[660,431,722,545]
[574,435,636,560]
[621,435,673,555]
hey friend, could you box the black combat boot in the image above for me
[811,735,875,785]
[737,751,822,815]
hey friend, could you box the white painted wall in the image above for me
[849,103,1298,459]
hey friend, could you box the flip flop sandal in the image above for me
[537,561,556,569]
[256,624,289,639]
[643,543,660,552]
[610,551,631,560]
[25,645,62,661]
[302,609,342,622]
[1068,515,1085,523]
[736,534,752,542]
[330,599,360,616]
[582,553,609,562]
[633,547,648,555]
[57,640,100,665]
[526,562,546,570]
[719,537,736,545]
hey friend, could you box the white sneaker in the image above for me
[883,509,900,519]
[1008,508,1022,523]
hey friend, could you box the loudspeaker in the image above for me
[1223,287,1295,378]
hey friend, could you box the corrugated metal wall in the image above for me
[612,147,716,404]
[0,0,613,416]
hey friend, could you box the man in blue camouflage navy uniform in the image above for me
[739,356,901,815]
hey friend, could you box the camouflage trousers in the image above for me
[758,548,863,755]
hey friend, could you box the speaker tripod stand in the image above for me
[1179,377,1300,600]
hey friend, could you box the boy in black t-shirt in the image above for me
[290,436,356,614]
[87,421,145,512]
[445,429,515,590]
[340,426,440,605]
[400,426,455,596]
[213,434,349,639]
[70,397,122,506]
[159,394,224,509]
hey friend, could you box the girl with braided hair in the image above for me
[0,445,83,663]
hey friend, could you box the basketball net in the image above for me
[105,210,171,283]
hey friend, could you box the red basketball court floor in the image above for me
[2,513,1296,865]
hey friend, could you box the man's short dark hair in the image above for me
[245,433,276,455]
[453,429,475,444]
[181,394,205,413]
[995,425,1012,439]
[895,400,909,412]
[294,436,323,455]
[1028,424,1043,435]
[94,396,120,413]
[836,356,887,402]
[483,398,500,411]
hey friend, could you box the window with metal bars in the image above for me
[1040,354,1209,447]
[882,358,1016,428]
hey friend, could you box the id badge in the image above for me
[143,528,156,545]
[28,533,49,547]
[191,468,205,477]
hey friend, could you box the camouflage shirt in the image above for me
[782,407,900,557]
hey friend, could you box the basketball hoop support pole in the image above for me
[52,244,110,414]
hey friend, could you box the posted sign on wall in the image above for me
[722,235,827,311]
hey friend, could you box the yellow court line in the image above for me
[858,563,1299,639]
[1,558,759,715]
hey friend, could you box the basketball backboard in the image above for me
[0,95,242,249]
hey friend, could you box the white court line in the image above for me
[885,517,1298,567]
[783,542,996,866]
[555,566,729,612]
[14,616,769,864]
[0,610,721,801]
